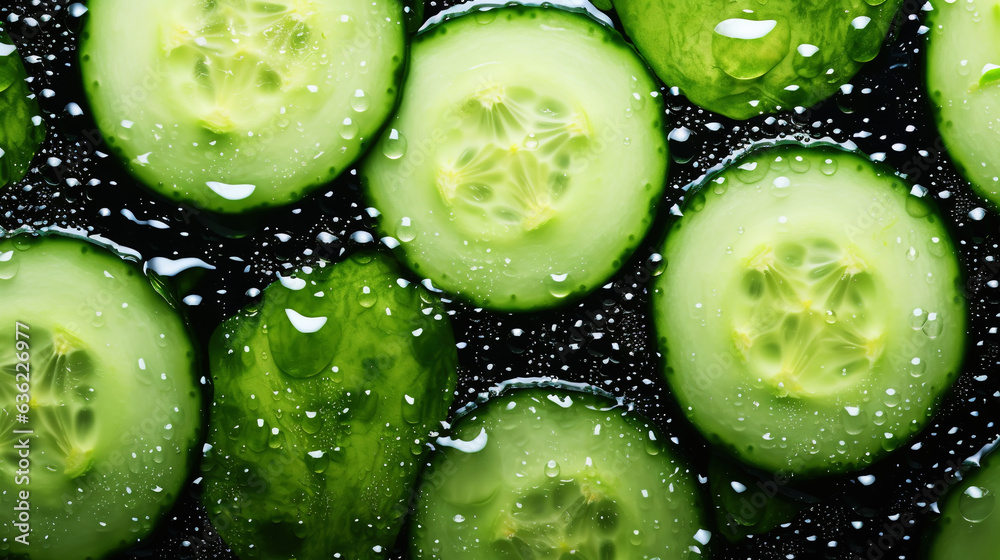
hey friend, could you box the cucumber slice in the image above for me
[202,252,458,560]
[926,0,1000,206]
[411,385,710,559]
[925,446,1000,558]
[79,0,406,214]
[0,234,201,560]
[652,145,966,476]
[0,25,45,189]
[362,5,668,312]
[614,0,901,119]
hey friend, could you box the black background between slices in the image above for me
[1,0,998,559]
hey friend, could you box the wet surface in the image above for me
[2,0,1000,558]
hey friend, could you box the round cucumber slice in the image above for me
[79,0,406,214]
[652,145,966,476]
[411,385,710,559]
[925,446,1000,558]
[613,0,902,119]
[362,5,668,312]
[0,25,45,189]
[926,0,1000,206]
[202,252,458,560]
[0,234,201,560]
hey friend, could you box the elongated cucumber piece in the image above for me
[79,0,406,214]
[614,0,901,119]
[652,145,966,476]
[363,5,668,312]
[925,445,1000,558]
[202,252,458,560]
[927,0,1000,206]
[0,26,45,188]
[0,234,202,560]
[411,385,710,559]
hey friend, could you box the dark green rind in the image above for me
[202,252,458,560]
[615,0,902,119]
[652,144,966,477]
[0,233,202,560]
[0,26,45,189]
[411,386,710,559]
[363,5,667,312]
[925,446,1000,559]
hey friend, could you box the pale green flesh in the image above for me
[363,6,667,311]
[0,235,201,560]
[411,388,708,559]
[653,145,966,475]
[926,448,1000,558]
[80,0,405,214]
[927,0,1000,206]
[614,0,902,119]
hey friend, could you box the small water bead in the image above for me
[358,285,377,308]
[906,246,919,261]
[790,155,811,173]
[0,251,19,280]
[546,272,572,298]
[473,7,497,24]
[646,253,667,277]
[339,117,358,140]
[302,410,322,434]
[820,157,838,176]
[922,313,943,338]
[305,450,330,474]
[927,236,947,257]
[396,217,417,242]
[735,160,768,183]
[842,406,866,436]
[824,309,837,324]
[770,176,792,198]
[402,394,422,424]
[544,460,560,478]
[382,129,407,159]
[960,486,996,523]
[712,176,728,194]
[969,207,987,221]
[351,89,370,112]
[909,357,927,378]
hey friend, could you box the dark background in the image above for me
[1,0,998,558]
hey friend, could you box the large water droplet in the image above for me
[960,486,996,523]
[382,129,407,159]
[712,17,790,80]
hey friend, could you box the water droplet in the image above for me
[842,406,866,435]
[351,89,370,112]
[646,253,667,277]
[339,117,358,140]
[820,158,838,175]
[523,134,539,150]
[358,285,377,308]
[846,16,882,62]
[544,459,560,478]
[735,160,768,184]
[960,486,996,523]
[546,272,572,299]
[904,195,931,218]
[473,8,496,24]
[402,394,421,424]
[396,217,417,242]
[382,129,407,159]
[921,313,943,338]
[305,450,330,474]
[927,236,947,257]
[793,43,824,78]
[0,251,19,280]
[824,309,837,324]
[909,357,927,378]
[906,246,919,261]
[770,176,792,197]
[302,411,322,434]
[712,18,790,80]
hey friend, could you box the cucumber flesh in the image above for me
[79,0,406,214]
[411,386,710,559]
[0,234,201,560]
[652,145,966,476]
[363,5,668,311]
[926,0,1000,206]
